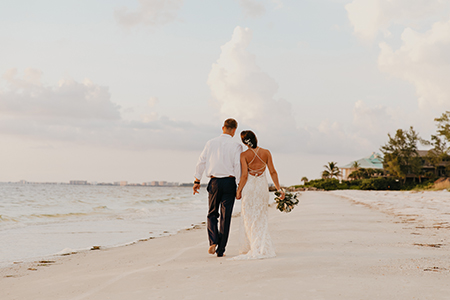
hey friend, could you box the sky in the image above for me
[1,0,450,185]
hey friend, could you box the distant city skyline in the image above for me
[9,179,183,187]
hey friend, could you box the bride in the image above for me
[232,130,285,260]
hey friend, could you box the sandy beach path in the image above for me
[1,192,449,300]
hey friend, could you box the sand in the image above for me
[1,192,449,300]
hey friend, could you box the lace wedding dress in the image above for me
[231,171,276,260]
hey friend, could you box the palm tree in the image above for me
[348,170,359,180]
[351,161,360,170]
[323,162,341,179]
[301,177,308,184]
[322,170,331,179]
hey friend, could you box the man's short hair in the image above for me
[223,118,238,129]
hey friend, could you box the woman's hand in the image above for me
[236,190,242,200]
[278,190,285,200]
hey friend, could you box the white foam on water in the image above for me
[0,184,211,267]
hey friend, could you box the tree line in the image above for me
[380,111,450,182]
[299,111,450,190]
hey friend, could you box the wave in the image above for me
[0,185,207,266]
[29,212,92,219]
[93,206,109,211]
[0,215,19,222]
[134,198,173,205]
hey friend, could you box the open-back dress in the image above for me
[231,147,276,260]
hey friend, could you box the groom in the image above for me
[193,118,243,257]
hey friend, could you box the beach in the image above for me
[1,191,449,300]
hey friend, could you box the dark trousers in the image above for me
[207,177,236,255]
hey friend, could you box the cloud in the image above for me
[206,26,403,156]
[305,120,368,156]
[115,0,183,28]
[305,99,416,156]
[350,100,400,144]
[238,0,266,18]
[378,18,450,110]
[345,0,447,41]
[0,68,214,151]
[207,26,304,151]
[352,100,390,127]
[1,68,120,120]
[147,96,159,108]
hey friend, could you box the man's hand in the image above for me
[193,183,201,195]
[236,190,242,200]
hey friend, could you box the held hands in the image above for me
[193,183,201,195]
[236,190,242,200]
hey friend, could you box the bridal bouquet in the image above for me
[274,191,299,213]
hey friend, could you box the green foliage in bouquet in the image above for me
[274,191,300,213]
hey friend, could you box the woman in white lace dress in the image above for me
[232,130,285,260]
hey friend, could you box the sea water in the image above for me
[0,183,215,267]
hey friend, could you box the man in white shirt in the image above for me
[193,118,243,257]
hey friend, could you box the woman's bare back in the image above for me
[242,147,270,176]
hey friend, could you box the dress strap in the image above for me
[249,148,266,166]
[248,147,260,165]
[248,148,267,174]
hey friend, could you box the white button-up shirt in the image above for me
[194,134,243,182]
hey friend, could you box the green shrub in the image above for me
[305,178,346,190]
[298,176,435,191]
[359,177,401,190]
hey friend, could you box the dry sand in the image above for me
[1,192,449,300]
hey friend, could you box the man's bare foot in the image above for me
[208,244,216,255]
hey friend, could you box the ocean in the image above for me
[0,183,215,267]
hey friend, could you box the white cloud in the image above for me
[0,69,213,151]
[306,120,368,155]
[115,0,183,28]
[148,96,159,108]
[238,0,266,18]
[207,26,303,151]
[352,100,397,135]
[0,68,120,120]
[345,0,447,41]
[206,26,404,156]
[378,18,450,110]
[305,99,417,157]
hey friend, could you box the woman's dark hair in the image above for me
[241,130,258,149]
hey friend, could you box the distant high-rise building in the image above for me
[70,180,88,185]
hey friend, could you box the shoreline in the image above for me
[0,185,212,268]
[1,191,449,300]
[0,208,244,274]
[0,220,208,272]
[0,221,209,278]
